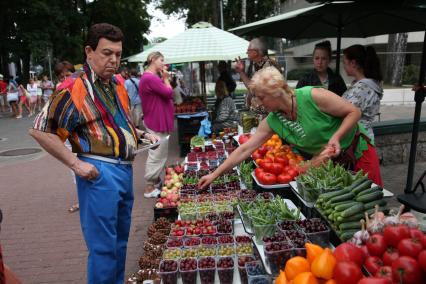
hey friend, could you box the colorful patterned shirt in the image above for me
[33,63,138,160]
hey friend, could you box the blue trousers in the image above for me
[76,156,133,284]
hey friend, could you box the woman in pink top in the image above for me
[139,51,174,198]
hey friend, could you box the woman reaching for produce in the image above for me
[199,66,383,189]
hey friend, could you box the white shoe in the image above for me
[144,188,161,198]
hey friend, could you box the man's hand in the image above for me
[234,57,245,73]
[71,159,100,180]
[145,132,160,144]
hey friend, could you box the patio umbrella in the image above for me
[128,22,249,64]
[230,0,426,194]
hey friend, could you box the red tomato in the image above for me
[274,156,289,166]
[360,245,370,258]
[357,278,393,284]
[239,134,251,144]
[375,266,393,281]
[391,256,422,284]
[254,168,264,177]
[383,224,410,247]
[257,172,276,185]
[382,247,399,266]
[366,234,387,257]
[417,250,426,272]
[277,174,292,184]
[421,235,426,248]
[409,228,424,240]
[269,163,284,175]
[333,243,366,267]
[333,261,363,284]
[398,238,423,258]
[257,146,268,155]
[287,168,298,179]
[364,256,383,275]
[251,150,263,160]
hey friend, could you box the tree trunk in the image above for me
[385,33,408,86]
[274,0,283,55]
[241,0,246,24]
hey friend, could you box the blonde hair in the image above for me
[249,66,292,97]
[145,51,164,67]
[215,80,229,98]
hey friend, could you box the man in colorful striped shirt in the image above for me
[29,23,158,284]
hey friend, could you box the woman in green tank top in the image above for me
[198,67,383,189]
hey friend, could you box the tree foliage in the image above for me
[0,0,151,82]
[156,0,281,30]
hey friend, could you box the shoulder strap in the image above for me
[129,78,139,92]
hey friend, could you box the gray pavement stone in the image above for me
[0,104,425,283]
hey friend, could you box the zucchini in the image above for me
[355,191,384,203]
[329,192,355,203]
[340,203,365,217]
[337,212,365,223]
[351,179,373,195]
[365,206,388,216]
[364,199,387,210]
[347,176,369,190]
[339,221,362,230]
[335,202,360,212]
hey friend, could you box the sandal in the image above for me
[68,204,79,213]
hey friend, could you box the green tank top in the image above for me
[266,86,369,159]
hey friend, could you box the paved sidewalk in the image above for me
[0,105,425,283]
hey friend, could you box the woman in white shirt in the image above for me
[26,78,38,116]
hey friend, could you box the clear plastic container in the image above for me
[252,224,276,244]
[201,236,218,246]
[256,192,275,202]
[245,261,266,277]
[181,247,198,258]
[183,236,201,248]
[217,257,235,284]
[217,244,235,256]
[166,237,184,249]
[162,248,182,260]
[236,243,253,256]
[276,220,298,233]
[198,245,217,257]
[304,229,330,247]
[238,255,257,284]
[159,260,178,284]
[263,242,293,276]
[218,235,235,245]
[248,275,272,284]
[179,258,198,284]
[198,257,216,284]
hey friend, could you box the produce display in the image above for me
[297,160,365,202]
[175,98,205,114]
[155,164,184,209]
[315,175,388,241]
[251,135,303,186]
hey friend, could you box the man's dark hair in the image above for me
[84,23,124,60]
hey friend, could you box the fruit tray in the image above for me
[251,171,290,189]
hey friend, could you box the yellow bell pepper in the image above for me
[285,256,311,280]
[305,243,324,264]
[311,248,336,280]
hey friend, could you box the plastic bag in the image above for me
[198,117,211,137]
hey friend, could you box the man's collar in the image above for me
[85,62,110,84]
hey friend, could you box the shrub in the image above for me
[402,64,420,85]
[287,68,312,80]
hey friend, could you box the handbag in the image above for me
[333,127,370,170]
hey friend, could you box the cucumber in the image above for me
[356,186,383,197]
[339,221,362,230]
[340,203,365,218]
[339,229,359,241]
[355,191,384,203]
[337,212,365,223]
[334,202,360,212]
[365,206,388,216]
[348,176,369,190]
[364,199,387,210]
[351,179,373,195]
[329,192,355,203]
[319,188,351,202]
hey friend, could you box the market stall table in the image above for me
[176,111,209,157]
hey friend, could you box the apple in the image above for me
[160,191,167,198]
[162,186,168,191]
[174,182,182,188]
[155,202,163,208]
[166,181,173,189]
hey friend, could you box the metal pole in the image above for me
[220,0,224,29]
[335,15,342,74]
[405,31,426,193]
[48,49,52,81]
